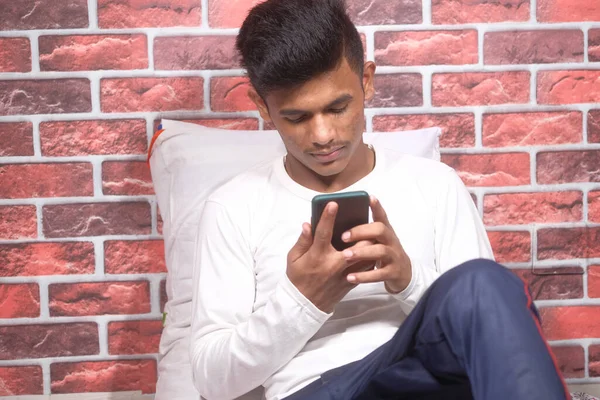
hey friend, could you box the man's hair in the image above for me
[236,0,364,98]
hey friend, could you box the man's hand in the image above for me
[341,196,413,294]
[287,202,370,313]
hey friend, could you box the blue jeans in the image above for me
[284,259,569,400]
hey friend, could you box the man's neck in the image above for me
[284,143,375,193]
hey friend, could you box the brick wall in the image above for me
[0,0,599,395]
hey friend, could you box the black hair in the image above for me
[236,0,364,98]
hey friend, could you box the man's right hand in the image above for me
[286,202,369,313]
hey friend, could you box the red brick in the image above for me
[0,366,43,395]
[0,163,93,199]
[51,360,156,394]
[207,0,261,28]
[375,30,477,66]
[0,283,40,318]
[373,114,475,148]
[160,279,167,312]
[0,122,34,156]
[0,0,88,30]
[485,30,583,65]
[98,0,201,28]
[0,242,95,277]
[367,74,422,108]
[102,161,154,196]
[0,80,91,116]
[590,30,600,62]
[487,231,531,263]
[483,112,582,147]
[0,323,98,360]
[208,0,421,28]
[590,110,600,143]
[442,153,530,187]
[49,281,151,316]
[538,227,600,260]
[483,192,583,226]
[537,151,600,184]
[210,77,257,112]
[153,118,259,132]
[590,191,600,223]
[432,0,529,24]
[40,120,147,157]
[589,265,600,298]
[0,205,37,240]
[512,267,583,301]
[39,35,148,71]
[101,77,203,113]
[154,36,238,70]
[43,202,151,238]
[432,72,530,107]
[538,0,600,22]
[0,38,31,72]
[591,345,600,377]
[108,320,163,354]
[540,306,600,340]
[346,0,422,25]
[104,240,166,274]
[538,71,600,105]
[550,346,585,379]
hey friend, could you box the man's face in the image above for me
[251,58,376,178]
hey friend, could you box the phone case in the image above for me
[311,190,370,251]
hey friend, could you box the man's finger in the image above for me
[346,267,390,285]
[314,202,337,250]
[342,223,387,245]
[343,243,387,263]
[370,196,392,228]
[288,222,313,262]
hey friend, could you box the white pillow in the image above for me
[149,119,442,400]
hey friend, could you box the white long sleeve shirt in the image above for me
[190,145,494,400]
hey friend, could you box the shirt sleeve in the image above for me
[189,200,331,400]
[394,168,495,314]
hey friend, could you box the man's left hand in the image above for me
[341,196,412,294]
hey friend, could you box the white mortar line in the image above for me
[30,32,40,73]
[422,0,432,25]
[36,202,44,239]
[147,30,155,71]
[94,237,105,275]
[148,276,163,314]
[38,281,49,319]
[585,28,590,64]
[87,0,98,29]
[97,319,108,356]
[201,0,209,28]
[40,358,51,395]
[422,71,432,108]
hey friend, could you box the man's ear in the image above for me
[362,61,377,102]
[248,87,272,122]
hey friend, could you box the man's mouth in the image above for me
[310,147,345,163]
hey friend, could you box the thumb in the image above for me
[288,223,313,261]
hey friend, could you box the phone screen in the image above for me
[311,191,370,251]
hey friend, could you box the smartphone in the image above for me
[311,190,370,251]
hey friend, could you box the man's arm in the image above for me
[394,169,495,314]
[189,200,330,400]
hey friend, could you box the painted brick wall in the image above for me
[0,0,599,395]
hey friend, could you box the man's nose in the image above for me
[310,114,336,146]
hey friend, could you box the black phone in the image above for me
[311,190,370,251]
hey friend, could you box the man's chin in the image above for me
[309,159,347,178]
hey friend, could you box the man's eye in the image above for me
[286,116,306,124]
[330,106,348,114]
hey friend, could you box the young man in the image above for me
[189,0,569,399]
